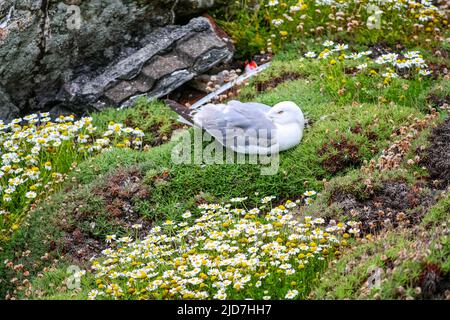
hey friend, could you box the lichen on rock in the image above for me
[0,0,231,121]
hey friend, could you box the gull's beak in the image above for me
[267,112,276,121]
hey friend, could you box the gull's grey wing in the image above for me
[227,100,272,113]
[193,102,277,149]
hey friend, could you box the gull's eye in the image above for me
[277,111,284,114]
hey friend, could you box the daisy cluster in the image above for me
[262,0,447,52]
[87,198,359,300]
[315,0,443,16]
[0,113,144,234]
[304,41,433,82]
[269,0,446,27]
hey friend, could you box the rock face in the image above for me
[59,17,233,112]
[0,0,231,121]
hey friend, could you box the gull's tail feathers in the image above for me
[177,116,194,126]
[165,99,194,126]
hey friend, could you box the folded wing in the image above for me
[193,101,277,151]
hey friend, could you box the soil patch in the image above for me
[427,94,450,108]
[369,41,405,58]
[93,168,150,218]
[318,135,362,174]
[428,63,449,79]
[330,181,436,234]
[60,168,152,263]
[166,87,207,107]
[420,117,450,189]
[417,264,450,300]
[255,72,302,92]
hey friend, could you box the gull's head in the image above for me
[267,101,304,126]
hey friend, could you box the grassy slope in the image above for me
[310,196,449,300]
[49,90,419,222]
[1,47,448,299]
[303,117,450,299]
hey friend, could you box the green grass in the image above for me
[213,0,449,57]
[0,103,423,298]
[90,97,179,146]
[252,50,435,110]
[69,99,420,223]
[26,262,95,300]
[1,41,447,299]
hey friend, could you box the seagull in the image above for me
[166,99,305,155]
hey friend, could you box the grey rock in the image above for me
[0,85,19,121]
[177,32,227,61]
[0,0,229,121]
[142,55,188,80]
[58,16,233,110]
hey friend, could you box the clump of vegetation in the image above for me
[0,114,144,240]
[309,195,449,300]
[301,109,449,300]
[85,198,359,300]
[91,98,180,147]
[0,98,419,299]
[215,0,448,57]
[239,43,442,111]
[302,45,435,108]
[318,134,362,174]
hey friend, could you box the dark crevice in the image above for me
[35,0,49,78]
[19,0,49,117]
[420,117,450,189]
